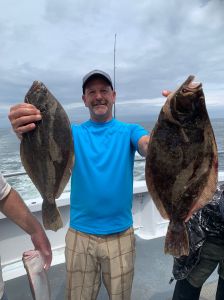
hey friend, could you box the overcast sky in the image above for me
[0,0,224,127]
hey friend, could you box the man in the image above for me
[0,172,52,300]
[8,70,150,300]
[171,184,224,300]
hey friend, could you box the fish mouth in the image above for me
[181,75,201,93]
[188,81,200,89]
[167,75,203,117]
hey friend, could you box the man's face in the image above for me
[82,77,116,122]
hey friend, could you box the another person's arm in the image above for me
[0,187,52,269]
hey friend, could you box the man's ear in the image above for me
[112,91,116,104]
[82,94,88,107]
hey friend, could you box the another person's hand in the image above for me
[8,103,42,139]
[31,229,52,270]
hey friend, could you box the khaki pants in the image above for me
[65,227,135,300]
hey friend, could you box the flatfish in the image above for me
[23,250,51,300]
[20,81,74,231]
[145,75,218,257]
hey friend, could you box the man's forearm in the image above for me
[138,135,150,157]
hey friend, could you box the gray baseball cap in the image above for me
[82,69,113,93]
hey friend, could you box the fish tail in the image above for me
[42,202,63,232]
[164,220,189,257]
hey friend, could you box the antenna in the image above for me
[113,33,117,118]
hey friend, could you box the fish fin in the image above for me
[197,152,218,207]
[55,149,74,199]
[145,160,169,219]
[42,202,63,232]
[164,221,189,257]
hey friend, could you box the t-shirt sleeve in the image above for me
[0,173,11,201]
[130,124,149,151]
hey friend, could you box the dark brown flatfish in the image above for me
[145,76,218,257]
[20,81,74,231]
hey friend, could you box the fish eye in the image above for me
[39,104,47,114]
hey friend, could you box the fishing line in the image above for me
[113,33,117,118]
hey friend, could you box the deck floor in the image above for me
[4,236,218,299]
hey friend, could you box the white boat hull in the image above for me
[0,181,168,281]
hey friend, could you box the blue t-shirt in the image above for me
[70,118,148,234]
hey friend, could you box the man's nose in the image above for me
[95,91,103,99]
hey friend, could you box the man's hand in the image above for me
[8,103,42,138]
[31,229,52,270]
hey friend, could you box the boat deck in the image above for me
[4,236,218,300]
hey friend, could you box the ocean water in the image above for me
[0,118,224,202]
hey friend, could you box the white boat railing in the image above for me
[0,165,170,281]
[2,157,146,178]
[3,171,27,178]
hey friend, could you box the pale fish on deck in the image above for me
[23,250,51,300]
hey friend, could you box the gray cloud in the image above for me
[0,0,224,127]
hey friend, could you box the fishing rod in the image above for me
[113,33,117,118]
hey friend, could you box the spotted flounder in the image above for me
[145,76,218,257]
[20,81,74,231]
